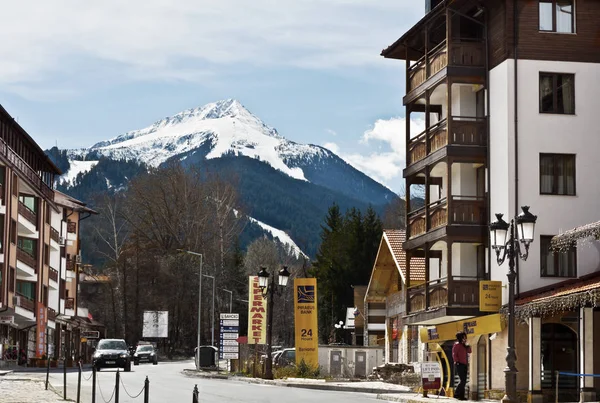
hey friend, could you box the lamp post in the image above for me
[257,265,290,380]
[222,289,233,313]
[177,249,203,369]
[203,274,215,347]
[490,206,537,403]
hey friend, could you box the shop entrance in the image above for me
[541,323,578,402]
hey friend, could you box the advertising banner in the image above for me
[36,303,46,357]
[294,278,318,368]
[247,276,266,344]
[219,313,239,359]
[479,280,502,312]
[420,361,442,390]
[420,313,504,343]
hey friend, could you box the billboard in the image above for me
[247,276,266,344]
[142,311,169,338]
[294,278,318,368]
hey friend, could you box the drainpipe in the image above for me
[513,0,521,296]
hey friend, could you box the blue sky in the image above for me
[0,1,425,193]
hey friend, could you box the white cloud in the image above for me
[323,142,340,154]
[0,1,422,97]
[326,129,337,136]
[326,117,425,194]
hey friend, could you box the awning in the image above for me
[419,314,504,343]
[514,273,600,321]
[551,219,600,252]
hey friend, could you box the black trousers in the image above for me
[455,363,468,400]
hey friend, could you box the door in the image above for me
[355,351,367,378]
[330,350,342,377]
[477,337,487,400]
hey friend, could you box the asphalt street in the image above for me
[23,360,391,403]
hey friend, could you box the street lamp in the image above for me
[257,265,290,380]
[177,249,203,369]
[490,206,537,403]
[222,289,233,313]
[203,274,215,348]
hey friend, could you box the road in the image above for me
[25,360,390,403]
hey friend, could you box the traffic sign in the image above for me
[221,346,239,353]
[221,333,239,340]
[221,339,239,346]
[220,320,239,327]
[220,313,239,320]
[220,352,239,359]
[220,326,239,333]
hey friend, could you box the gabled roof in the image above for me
[54,190,98,214]
[383,229,425,282]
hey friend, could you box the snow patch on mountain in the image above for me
[248,216,307,259]
[60,160,98,186]
[72,99,319,181]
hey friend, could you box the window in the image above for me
[539,0,574,33]
[541,235,576,277]
[10,220,16,245]
[540,154,575,195]
[17,237,37,258]
[16,280,35,300]
[18,194,37,213]
[540,73,574,114]
[9,267,14,292]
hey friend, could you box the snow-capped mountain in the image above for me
[52,99,399,257]
[67,99,333,183]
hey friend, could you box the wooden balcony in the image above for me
[407,117,486,168]
[67,221,77,234]
[0,139,54,202]
[407,276,479,315]
[65,297,75,310]
[18,202,37,227]
[50,227,60,243]
[48,308,57,321]
[49,267,59,282]
[407,196,486,240]
[15,292,35,312]
[66,259,75,271]
[17,247,37,270]
[407,39,485,93]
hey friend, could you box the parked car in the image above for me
[133,344,158,365]
[275,348,295,367]
[93,339,132,372]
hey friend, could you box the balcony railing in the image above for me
[0,139,54,202]
[408,117,486,167]
[48,308,57,321]
[66,259,75,271]
[65,297,75,310]
[408,39,485,92]
[18,202,37,227]
[15,292,35,312]
[17,247,37,270]
[407,276,479,314]
[49,267,59,282]
[407,196,486,239]
[50,227,60,243]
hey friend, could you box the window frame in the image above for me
[539,0,575,33]
[540,235,577,278]
[539,72,575,115]
[539,153,576,196]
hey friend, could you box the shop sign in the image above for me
[479,281,502,312]
[420,361,442,390]
[420,313,503,343]
[294,278,319,369]
[0,315,14,324]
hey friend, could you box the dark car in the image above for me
[93,339,132,372]
[133,344,158,366]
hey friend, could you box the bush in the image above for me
[296,359,320,378]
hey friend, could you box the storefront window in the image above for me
[541,323,578,398]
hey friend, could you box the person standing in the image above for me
[452,331,471,401]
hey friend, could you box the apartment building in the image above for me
[0,104,98,367]
[382,0,600,401]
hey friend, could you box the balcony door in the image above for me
[476,89,485,118]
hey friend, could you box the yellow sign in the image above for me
[247,276,267,344]
[479,280,502,312]
[294,278,319,368]
[81,337,88,343]
[420,313,504,343]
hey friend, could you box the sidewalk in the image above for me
[0,372,71,402]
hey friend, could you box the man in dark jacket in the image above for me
[452,331,471,400]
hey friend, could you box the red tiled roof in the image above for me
[383,229,426,282]
[517,273,600,306]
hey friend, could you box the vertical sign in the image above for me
[247,276,266,344]
[37,303,46,357]
[479,280,502,312]
[294,278,318,368]
[219,313,240,359]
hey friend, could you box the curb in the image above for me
[282,383,411,394]
[182,369,230,380]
